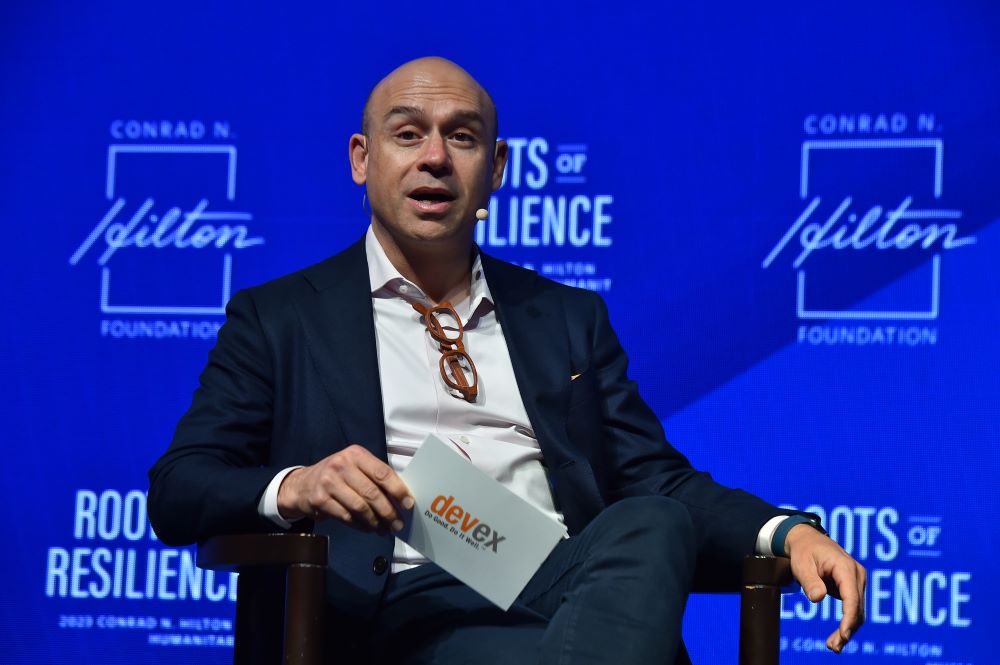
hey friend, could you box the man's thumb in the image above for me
[797,565,827,603]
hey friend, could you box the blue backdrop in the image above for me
[1,2,997,663]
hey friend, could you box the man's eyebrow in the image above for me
[448,109,486,127]
[384,105,424,122]
[382,106,486,128]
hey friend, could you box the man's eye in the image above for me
[396,131,420,141]
[452,132,476,143]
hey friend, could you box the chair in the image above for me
[198,533,794,665]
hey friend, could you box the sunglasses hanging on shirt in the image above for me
[411,301,479,402]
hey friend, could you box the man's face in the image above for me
[350,61,507,249]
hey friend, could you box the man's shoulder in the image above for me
[239,235,367,306]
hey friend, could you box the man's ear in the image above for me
[491,139,508,192]
[349,133,368,184]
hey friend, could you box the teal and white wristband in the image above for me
[772,515,826,557]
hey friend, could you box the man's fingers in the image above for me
[312,494,352,523]
[788,530,866,655]
[356,451,414,509]
[832,561,862,631]
[343,466,405,531]
[825,627,844,654]
[842,563,866,639]
[825,561,865,653]
[323,479,381,529]
[293,445,415,532]
[795,560,827,603]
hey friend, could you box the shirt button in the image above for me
[399,284,409,293]
[372,555,388,575]
[460,436,471,444]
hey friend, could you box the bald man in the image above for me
[149,57,865,664]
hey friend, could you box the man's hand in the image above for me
[277,445,415,533]
[785,523,867,654]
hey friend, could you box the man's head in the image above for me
[349,57,507,253]
[360,62,499,143]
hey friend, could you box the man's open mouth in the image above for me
[407,187,456,215]
[408,187,456,203]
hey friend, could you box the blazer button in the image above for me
[372,555,388,576]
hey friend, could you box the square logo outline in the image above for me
[101,145,237,315]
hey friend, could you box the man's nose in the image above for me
[417,133,452,175]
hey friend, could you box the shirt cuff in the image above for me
[258,466,306,529]
[756,515,789,556]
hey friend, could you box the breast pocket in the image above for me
[566,370,604,458]
[567,370,599,410]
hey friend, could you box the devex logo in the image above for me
[429,495,506,552]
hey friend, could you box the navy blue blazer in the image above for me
[148,236,785,617]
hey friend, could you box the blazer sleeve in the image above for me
[147,289,286,546]
[582,292,791,570]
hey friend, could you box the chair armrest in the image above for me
[739,555,794,665]
[197,532,328,571]
[742,554,793,588]
[197,533,329,665]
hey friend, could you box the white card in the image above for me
[399,434,568,610]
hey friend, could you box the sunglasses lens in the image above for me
[418,302,478,401]
[430,308,461,342]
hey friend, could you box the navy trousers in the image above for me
[370,496,697,664]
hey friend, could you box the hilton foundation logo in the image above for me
[762,113,977,346]
[68,120,264,340]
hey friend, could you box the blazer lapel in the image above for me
[482,254,576,466]
[296,237,388,460]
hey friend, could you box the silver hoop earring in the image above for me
[362,192,368,211]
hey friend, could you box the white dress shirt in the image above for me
[260,226,785,566]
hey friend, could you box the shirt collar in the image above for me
[364,225,494,323]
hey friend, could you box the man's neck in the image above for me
[371,220,474,305]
